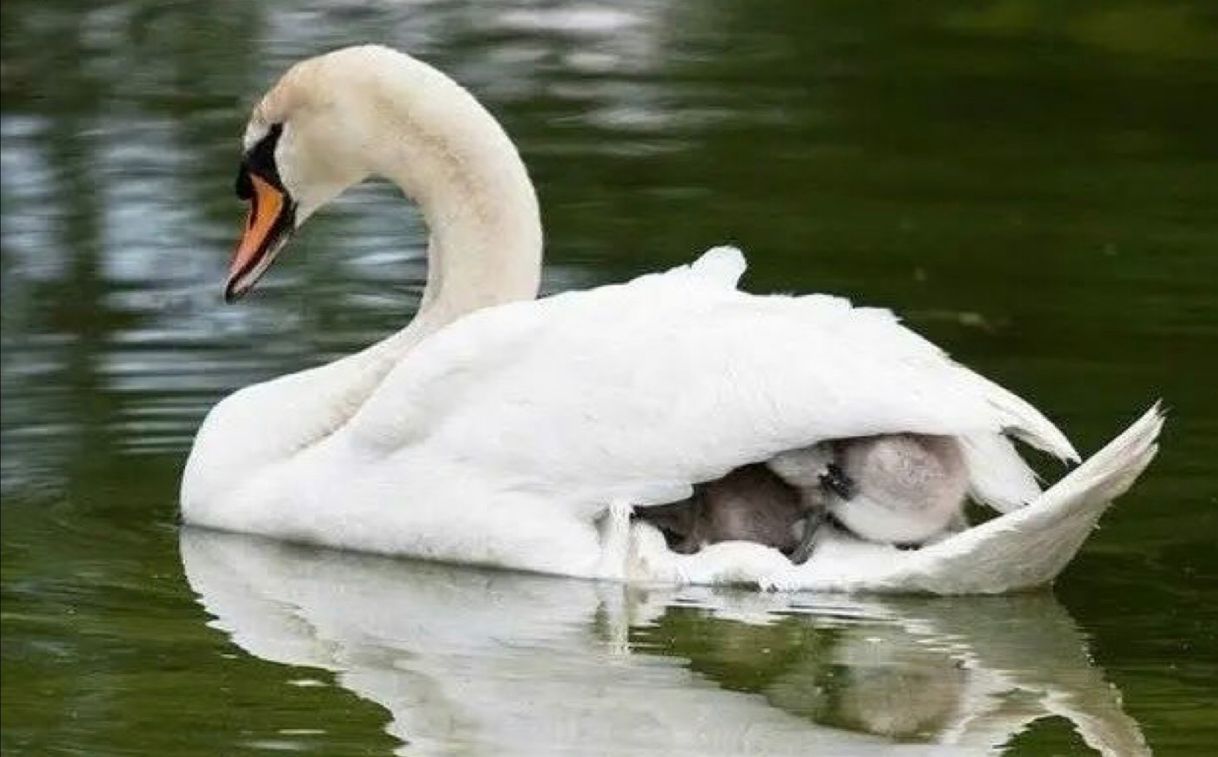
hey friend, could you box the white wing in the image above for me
[629,404,1162,594]
[350,248,1076,518]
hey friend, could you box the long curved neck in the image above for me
[411,139,541,309]
[388,162,541,346]
[362,62,543,359]
[323,75,546,444]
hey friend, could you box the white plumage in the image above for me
[357,247,1069,501]
[181,45,1161,592]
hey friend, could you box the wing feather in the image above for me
[349,249,1073,518]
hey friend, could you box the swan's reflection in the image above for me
[181,528,1147,756]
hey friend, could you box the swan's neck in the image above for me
[185,62,544,510]
[314,68,538,369]
[364,70,543,359]
[391,167,540,340]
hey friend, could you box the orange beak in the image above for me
[225,173,294,302]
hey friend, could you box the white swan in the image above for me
[181,45,1162,592]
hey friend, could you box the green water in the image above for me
[2,1,1215,754]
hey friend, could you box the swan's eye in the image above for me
[235,123,286,199]
[235,166,254,200]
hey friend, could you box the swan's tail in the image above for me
[1045,402,1164,504]
[969,371,1081,463]
[899,403,1164,594]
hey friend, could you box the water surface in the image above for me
[2,1,1216,754]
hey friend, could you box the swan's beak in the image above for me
[226,174,295,302]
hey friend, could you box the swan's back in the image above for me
[347,248,1073,518]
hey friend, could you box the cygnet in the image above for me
[634,434,969,564]
[769,434,969,562]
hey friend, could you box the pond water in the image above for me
[2,1,1215,754]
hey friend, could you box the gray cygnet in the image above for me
[636,435,969,564]
[768,434,969,562]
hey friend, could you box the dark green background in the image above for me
[2,1,1215,754]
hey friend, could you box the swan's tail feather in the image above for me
[968,371,1081,463]
[961,433,1043,513]
[905,403,1164,594]
[1043,402,1164,504]
[955,371,1081,515]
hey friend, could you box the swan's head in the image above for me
[227,49,379,301]
[225,44,535,302]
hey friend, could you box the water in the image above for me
[2,1,1215,754]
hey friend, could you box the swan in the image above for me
[181,45,1162,592]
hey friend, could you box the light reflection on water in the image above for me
[182,528,1147,755]
[2,0,1216,754]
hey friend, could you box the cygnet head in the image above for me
[832,435,968,544]
[226,45,540,302]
